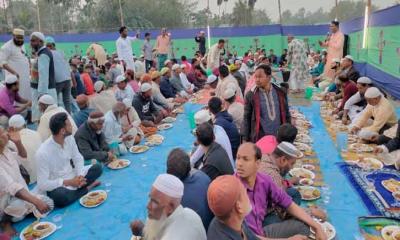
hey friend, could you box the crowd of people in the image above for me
[0,18,392,239]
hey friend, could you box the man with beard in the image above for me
[30,32,57,122]
[132,83,162,126]
[130,174,206,240]
[116,26,139,71]
[0,29,31,101]
[103,102,135,145]
[36,112,102,207]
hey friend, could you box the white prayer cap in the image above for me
[38,94,55,105]
[94,81,105,93]
[223,88,235,100]
[164,59,171,65]
[172,64,181,71]
[152,173,184,199]
[30,32,45,41]
[180,64,186,69]
[194,109,211,125]
[140,82,152,93]
[122,98,132,108]
[200,30,205,34]
[343,55,354,62]
[206,75,218,84]
[115,75,126,83]
[12,28,25,36]
[357,77,372,84]
[277,141,303,158]
[332,58,340,63]
[365,87,382,98]
[8,114,25,128]
[139,54,144,59]
[5,75,18,84]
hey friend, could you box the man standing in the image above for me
[155,28,171,70]
[130,174,206,240]
[0,29,31,100]
[207,39,225,70]
[195,31,206,57]
[36,112,103,207]
[143,33,154,72]
[116,26,139,71]
[45,37,72,113]
[30,32,58,122]
[242,65,290,142]
[86,42,107,67]
[287,35,309,93]
[319,21,345,80]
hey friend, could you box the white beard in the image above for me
[143,214,167,240]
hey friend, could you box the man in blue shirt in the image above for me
[159,67,176,99]
[72,94,94,128]
[166,148,213,230]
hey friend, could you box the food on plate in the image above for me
[393,192,400,202]
[392,230,400,240]
[107,159,130,169]
[382,226,400,240]
[299,178,314,186]
[22,222,56,240]
[289,168,315,180]
[145,134,164,146]
[297,186,321,200]
[130,145,150,153]
[302,164,315,171]
[294,142,312,152]
[348,143,374,152]
[81,190,107,207]
[382,179,400,193]
[310,221,336,240]
[162,117,176,123]
[357,157,383,170]
[172,107,184,114]
[157,123,173,131]
[295,134,312,144]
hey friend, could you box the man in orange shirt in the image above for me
[156,28,171,70]
[80,65,94,95]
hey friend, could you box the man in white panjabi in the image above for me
[207,39,225,70]
[0,28,31,100]
[8,114,42,183]
[130,174,206,240]
[223,88,244,132]
[116,26,139,71]
[36,95,77,141]
[89,81,117,114]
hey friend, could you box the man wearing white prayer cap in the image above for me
[89,80,117,114]
[132,82,162,126]
[94,80,105,93]
[170,64,191,98]
[0,75,31,127]
[223,87,244,132]
[0,28,31,102]
[351,87,397,141]
[179,63,195,92]
[114,74,135,102]
[8,114,43,183]
[130,173,207,240]
[206,74,218,89]
[30,31,58,122]
[191,109,235,170]
[342,76,374,125]
[37,94,77,141]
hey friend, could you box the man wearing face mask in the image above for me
[0,29,31,101]
[132,83,162,126]
[74,111,115,163]
[36,112,103,207]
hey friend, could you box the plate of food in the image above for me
[382,226,400,240]
[348,143,374,152]
[161,117,176,123]
[357,157,384,170]
[296,134,312,144]
[310,221,336,240]
[297,186,321,201]
[382,179,400,193]
[299,178,314,186]
[393,191,400,202]
[20,221,57,240]
[347,134,359,144]
[294,142,313,153]
[131,236,142,240]
[289,168,315,179]
[79,190,107,208]
[157,123,173,131]
[302,164,316,171]
[145,134,164,146]
[129,145,150,154]
[172,107,184,114]
[107,159,131,170]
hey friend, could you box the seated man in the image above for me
[150,71,174,111]
[375,120,400,169]
[103,102,135,146]
[0,127,52,236]
[159,67,177,99]
[332,76,358,116]
[8,115,42,183]
[0,75,31,127]
[215,65,243,102]
[166,148,213,230]
[130,174,207,240]
[205,74,219,90]
[235,143,326,239]
[170,64,192,98]
[115,75,135,102]
[223,88,244,132]
[37,95,77,141]
[193,122,234,180]
[36,112,103,207]
[72,94,94,128]
[208,97,240,158]
[74,111,115,163]
[89,81,117,114]
[341,77,372,125]
[190,109,234,169]
[121,98,143,144]
[351,87,397,141]
[132,83,162,126]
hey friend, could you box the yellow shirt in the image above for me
[355,97,397,133]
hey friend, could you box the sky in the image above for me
[194,0,398,22]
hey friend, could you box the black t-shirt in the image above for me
[207,218,259,240]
